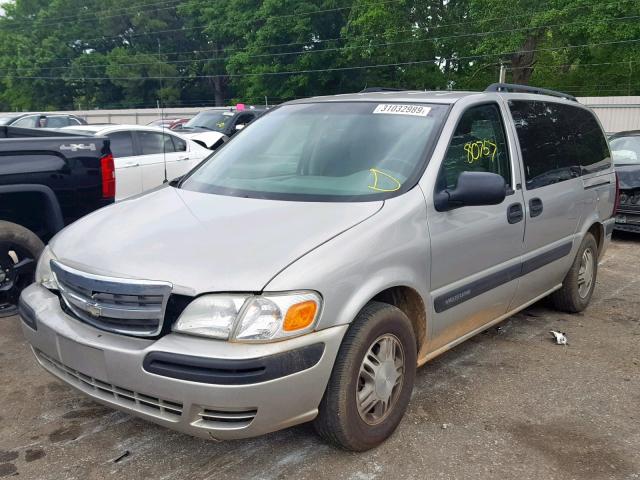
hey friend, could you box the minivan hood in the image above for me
[50,187,383,294]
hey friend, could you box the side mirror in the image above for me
[235,124,245,131]
[434,171,507,212]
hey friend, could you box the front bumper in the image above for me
[19,283,347,440]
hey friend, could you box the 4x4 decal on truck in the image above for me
[60,143,96,152]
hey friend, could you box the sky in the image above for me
[0,0,9,17]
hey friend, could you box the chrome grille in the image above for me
[35,349,183,421]
[51,261,172,336]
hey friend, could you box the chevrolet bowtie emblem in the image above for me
[87,303,102,318]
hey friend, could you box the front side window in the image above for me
[180,102,448,201]
[509,101,611,189]
[610,135,640,166]
[12,116,38,128]
[438,103,511,191]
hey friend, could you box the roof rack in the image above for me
[485,83,577,102]
[359,87,408,93]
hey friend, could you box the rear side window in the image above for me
[509,101,611,189]
[107,131,134,158]
[439,103,512,190]
[170,135,187,152]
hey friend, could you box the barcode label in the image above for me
[373,104,431,117]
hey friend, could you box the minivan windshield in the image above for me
[610,135,640,166]
[180,102,447,201]
[183,111,235,132]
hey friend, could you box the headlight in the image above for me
[35,246,58,289]
[173,291,321,343]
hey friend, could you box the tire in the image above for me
[0,221,44,318]
[313,301,417,451]
[550,233,598,313]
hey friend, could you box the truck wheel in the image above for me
[0,221,44,318]
[314,301,416,451]
[550,233,598,313]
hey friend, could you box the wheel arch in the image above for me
[0,184,64,240]
[586,221,604,255]
[369,285,429,361]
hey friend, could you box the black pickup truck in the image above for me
[0,126,114,316]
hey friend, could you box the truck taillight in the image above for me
[613,171,621,217]
[100,153,115,199]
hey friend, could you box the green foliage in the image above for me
[0,0,639,111]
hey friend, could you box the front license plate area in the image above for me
[57,335,108,381]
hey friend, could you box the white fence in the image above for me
[3,96,640,132]
[578,96,640,134]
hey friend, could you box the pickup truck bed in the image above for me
[0,126,114,315]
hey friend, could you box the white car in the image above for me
[63,125,211,201]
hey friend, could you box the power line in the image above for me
[8,0,632,45]
[9,0,405,40]
[2,0,182,28]
[4,38,640,81]
[5,0,634,67]
[507,60,640,70]
[13,15,640,71]
[3,11,640,75]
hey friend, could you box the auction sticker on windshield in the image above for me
[373,104,431,117]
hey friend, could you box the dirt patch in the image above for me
[0,452,17,463]
[48,425,83,443]
[0,464,17,477]
[24,449,46,462]
[509,421,636,479]
[62,407,111,419]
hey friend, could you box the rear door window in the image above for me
[508,101,610,189]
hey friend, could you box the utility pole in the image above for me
[499,63,507,83]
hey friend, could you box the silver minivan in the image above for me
[19,85,616,451]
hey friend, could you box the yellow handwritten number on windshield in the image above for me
[368,168,402,192]
[464,140,497,164]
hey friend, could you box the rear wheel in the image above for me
[0,221,44,318]
[550,233,598,313]
[314,301,416,451]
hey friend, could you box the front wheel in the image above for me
[314,301,417,451]
[0,221,44,317]
[550,233,598,313]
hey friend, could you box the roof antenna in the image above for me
[158,38,168,184]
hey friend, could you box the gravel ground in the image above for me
[1,235,639,480]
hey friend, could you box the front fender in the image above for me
[264,188,431,333]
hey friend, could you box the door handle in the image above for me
[529,198,544,217]
[122,162,140,168]
[507,203,524,224]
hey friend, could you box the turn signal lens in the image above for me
[283,300,318,332]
